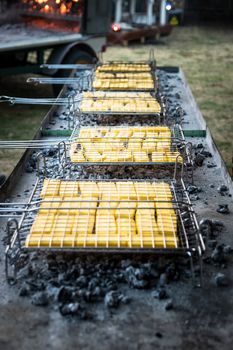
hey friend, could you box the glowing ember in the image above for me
[60,3,67,14]
[22,0,84,16]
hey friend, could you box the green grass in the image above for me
[0,26,232,176]
[104,26,233,172]
[0,74,52,175]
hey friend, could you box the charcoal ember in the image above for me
[59,114,66,120]
[92,286,102,298]
[223,245,232,254]
[57,273,68,285]
[187,185,200,194]
[155,332,163,338]
[32,291,49,307]
[214,273,229,287]
[17,262,32,279]
[134,266,151,280]
[211,245,225,263]
[60,302,80,316]
[84,290,93,303]
[143,262,159,279]
[203,256,212,264]
[199,219,213,237]
[208,240,218,249]
[218,185,228,196]
[200,218,224,238]
[165,263,179,281]
[158,273,168,287]
[195,153,205,166]
[75,275,88,288]
[88,278,99,291]
[119,295,131,304]
[121,259,132,269]
[30,252,39,261]
[104,291,121,308]
[17,253,29,267]
[151,288,168,300]
[207,163,217,168]
[65,266,80,281]
[29,153,37,167]
[212,220,224,230]
[105,280,118,292]
[57,286,73,303]
[47,259,58,272]
[79,310,94,320]
[217,204,230,214]
[25,163,34,173]
[124,266,149,289]
[19,283,30,297]
[46,286,60,301]
[114,272,125,282]
[175,106,184,118]
[74,288,86,300]
[200,150,212,158]
[47,147,56,157]
[56,260,68,272]
[165,300,173,310]
[26,278,46,292]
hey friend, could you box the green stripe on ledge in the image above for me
[41,129,207,138]
[42,130,73,137]
[183,130,206,137]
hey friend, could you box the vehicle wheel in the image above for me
[53,50,95,96]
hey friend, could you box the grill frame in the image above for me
[5,177,205,284]
[54,125,193,181]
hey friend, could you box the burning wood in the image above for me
[22,0,84,16]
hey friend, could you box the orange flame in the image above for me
[23,0,83,16]
[60,3,67,14]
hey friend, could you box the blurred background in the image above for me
[0,0,232,178]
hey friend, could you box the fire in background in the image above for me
[22,0,84,16]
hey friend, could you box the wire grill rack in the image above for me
[96,50,156,73]
[4,178,204,283]
[54,126,193,180]
[0,92,166,129]
[91,71,156,92]
[73,96,165,127]
[77,92,161,114]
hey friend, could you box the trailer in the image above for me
[0,0,112,94]
[108,0,173,46]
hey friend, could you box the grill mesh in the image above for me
[25,179,179,250]
[79,94,161,114]
[93,63,155,91]
[69,126,182,164]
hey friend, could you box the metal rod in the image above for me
[0,95,81,105]
[27,76,92,85]
[41,64,95,70]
